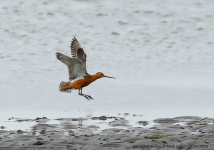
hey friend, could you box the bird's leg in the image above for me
[78,89,93,100]
[79,89,93,100]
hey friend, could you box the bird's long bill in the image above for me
[104,75,116,79]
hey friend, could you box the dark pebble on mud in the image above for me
[33,141,43,145]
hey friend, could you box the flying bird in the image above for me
[56,38,115,100]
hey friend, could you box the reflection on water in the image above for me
[1,113,153,135]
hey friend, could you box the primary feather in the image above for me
[70,38,89,76]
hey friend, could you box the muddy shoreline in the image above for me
[0,116,213,150]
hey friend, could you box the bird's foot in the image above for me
[84,95,93,100]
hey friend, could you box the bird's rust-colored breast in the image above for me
[72,75,99,90]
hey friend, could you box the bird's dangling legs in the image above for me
[78,89,93,100]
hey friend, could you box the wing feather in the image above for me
[56,37,90,81]
[70,38,90,76]
[56,52,71,66]
[70,37,82,58]
[56,52,85,81]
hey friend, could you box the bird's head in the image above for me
[96,72,116,79]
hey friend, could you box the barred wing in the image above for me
[70,37,82,58]
[56,52,85,81]
[70,38,89,76]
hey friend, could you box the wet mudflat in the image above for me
[0,116,213,150]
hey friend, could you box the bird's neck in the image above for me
[92,74,102,80]
[85,74,101,82]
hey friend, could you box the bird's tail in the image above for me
[59,81,74,93]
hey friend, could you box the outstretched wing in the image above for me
[55,52,71,66]
[70,38,89,76]
[56,52,86,81]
